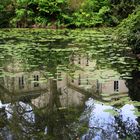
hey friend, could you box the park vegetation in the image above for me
[0,0,139,28]
[0,0,140,51]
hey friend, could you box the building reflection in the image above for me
[0,53,135,140]
[0,53,129,107]
[3,62,48,93]
[67,53,129,102]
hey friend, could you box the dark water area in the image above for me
[0,28,140,140]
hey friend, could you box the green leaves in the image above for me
[0,0,138,28]
[57,0,65,3]
[16,9,26,19]
[104,108,119,116]
[115,6,140,53]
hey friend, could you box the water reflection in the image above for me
[0,50,129,105]
[0,52,131,140]
[68,53,129,104]
[126,70,140,101]
[0,29,140,140]
[81,98,140,140]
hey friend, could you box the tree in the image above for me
[0,0,14,27]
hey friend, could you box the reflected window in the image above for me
[114,81,119,92]
[58,88,62,95]
[86,53,89,66]
[78,55,81,64]
[86,76,89,85]
[58,72,62,81]
[78,74,81,85]
[71,78,74,83]
[71,54,75,64]
[34,75,39,87]
[19,76,24,89]
[96,80,100,92]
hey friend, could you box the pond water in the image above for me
[0,28,140,140]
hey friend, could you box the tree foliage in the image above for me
[116,6,140,53]
[0,0,14,27]
[0,0,139,28]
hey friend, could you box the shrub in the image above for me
[116,7,140,53]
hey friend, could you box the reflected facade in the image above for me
[0,29,140,140]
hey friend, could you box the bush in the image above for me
[0,0,139,28]
[69,0,112,27]
[116,7,140,53]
